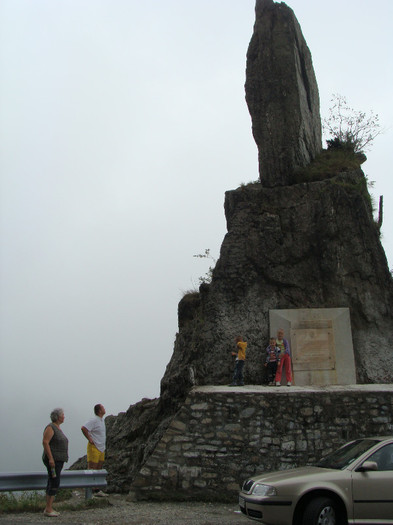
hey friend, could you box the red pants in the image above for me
[275,354,292,383]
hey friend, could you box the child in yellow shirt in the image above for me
[230,336,247,386]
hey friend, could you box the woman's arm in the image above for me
[43,426,55,467]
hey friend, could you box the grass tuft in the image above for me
[293,148,365,183]
[0,489,110,514]
[0,492,46,514]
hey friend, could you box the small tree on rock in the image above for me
[193,249,217,286]
[323,94,382,153]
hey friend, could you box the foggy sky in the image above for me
[1,0,392,472]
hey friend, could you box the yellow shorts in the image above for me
[87,442,105,464]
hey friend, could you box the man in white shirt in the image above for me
[81,404,107,496]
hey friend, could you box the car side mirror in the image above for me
[357,461,378,472]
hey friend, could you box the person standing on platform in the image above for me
[230,336,247,386]
[265,337,280,385]
[275,328,292,386]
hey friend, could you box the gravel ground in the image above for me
[0,494,247,525]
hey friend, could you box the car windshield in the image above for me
[316,439,380,470]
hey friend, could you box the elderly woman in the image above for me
[42,408,69,517]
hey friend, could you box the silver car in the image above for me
[239,436,393,525]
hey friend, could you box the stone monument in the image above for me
[73,1,393,496]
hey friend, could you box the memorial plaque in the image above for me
[291,322,335,371]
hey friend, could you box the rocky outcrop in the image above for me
[245,0,322,186]
[98,165,392,493]
[72,1,393,496]
[77,398,172,493]
[160,169,393,408]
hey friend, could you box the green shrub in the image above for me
[239,179,261,188]
[0,492,46,513]
[55,488,73,502]
[0,489,109,514]
[323,93,382,153]
[293,148,365,184]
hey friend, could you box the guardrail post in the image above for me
[85,487,93,499]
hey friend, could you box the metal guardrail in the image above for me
[0,469,107,499]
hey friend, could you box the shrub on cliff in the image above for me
[323,93,382,154]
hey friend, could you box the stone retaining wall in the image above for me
[128,385,393,501]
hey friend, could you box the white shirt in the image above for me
[83,415,106,452]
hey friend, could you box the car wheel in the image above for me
[302,497,341,525]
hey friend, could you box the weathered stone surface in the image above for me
[245,0,322,186]
[129,385,393,501]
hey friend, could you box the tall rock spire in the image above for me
[245,0,322,186]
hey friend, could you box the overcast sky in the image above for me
[1,0,392,473]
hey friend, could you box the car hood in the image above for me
[250,466,336,485]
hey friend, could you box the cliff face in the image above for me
[103,398,169,493]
